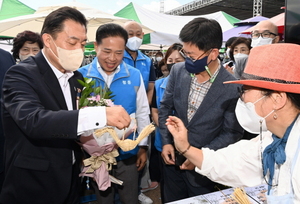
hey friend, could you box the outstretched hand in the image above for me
[166,116,189,152]
[166,116,187,133]
[166,116,204,169]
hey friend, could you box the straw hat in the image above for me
[225,43,300,94]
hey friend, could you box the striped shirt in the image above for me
[187,65,221,121]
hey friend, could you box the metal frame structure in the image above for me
[253,0,263,16]
[164,0,283,20]
[166,0,223,15]
[160,0,164,13]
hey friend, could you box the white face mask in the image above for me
[251,37,273,47]
[50,37,84,72]
[156,57,162,62]
[19,53,35,61]
[234,53,248,61]
[235,97,274,134]
[126,36,142,51]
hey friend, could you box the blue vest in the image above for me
[78,58,142,160]
[123,50,152,91]
[154,76,170,152]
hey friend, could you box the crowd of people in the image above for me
[0,5,299,204]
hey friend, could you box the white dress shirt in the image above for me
[42,50,107,135]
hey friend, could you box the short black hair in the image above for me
[179,17,222,51]
[155,51,163,57]
[11,30,43,60]
[95,23,128,45]
[225,37,238,48]
[41,6,87,38]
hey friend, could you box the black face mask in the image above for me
[167,63,175,71]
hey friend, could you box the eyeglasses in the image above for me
[237,86,254,101]
[251,31,277,39]
[179,49,211,62]
[179,49,187,59]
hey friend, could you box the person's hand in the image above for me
[225,64,234,74]
[161,144,175,165]
[165,116,189,152]
[179,159,195,170]
[105,106,130,129]
[136,147,147,171]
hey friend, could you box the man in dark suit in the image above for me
[159,17,243,203]
[0,7,130,204]
[0,48,15,193]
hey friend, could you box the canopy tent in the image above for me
[0,41,12,51]
[114,2,240,45]
[140,43,169,51]
[234,15,269,26]
[0,1,152,42]
[0,0,34,20]
[0,0,35,39]
[222,16,269,41]
[222,25,252,41]
[241,13,285,34]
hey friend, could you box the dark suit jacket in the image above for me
[159,62,243,187]
[0,49,15,93]
[0,52,83,203]
[0,49,15,191]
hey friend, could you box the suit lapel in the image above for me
[69,71,83,110]
[180,72,192,124]
[34,52,68,110]
[69,78,77,110]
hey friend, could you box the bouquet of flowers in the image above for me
[77,77,137,191]
[77,77,114,109]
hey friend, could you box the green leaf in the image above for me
[77,79,85,87]
[90,80,96,86]
[94,87,101,95]
[82,98,89,107]
[85,78,92,84]
[77,77,115,109]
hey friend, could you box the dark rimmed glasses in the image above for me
[179,49,211,62]
[251,31,277,39]
[237,85,264,101]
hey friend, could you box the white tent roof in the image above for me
[115,3,239,45]
[0,1,152,41]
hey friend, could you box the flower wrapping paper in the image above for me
[79,113,137,190]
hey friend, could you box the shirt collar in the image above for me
[42,49,74,80]
[96,60,120,77]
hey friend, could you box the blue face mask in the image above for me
[184,50,216,82]
[185,56,209,74]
